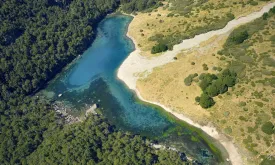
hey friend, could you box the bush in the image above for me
[260,157,275,165]
[167,13,174,17]
[255,101,264,107]
[239,102,246,107]
[262,57,275,67]
[151,43,168,54]
[263,12,268,20]
[195,96,200,102]
[261,122,274,135]
[184,74,198,86]
[226,12,235,20]
[249,1,258,6]
[199,93,215,108]
[184,75,193,86]
[226,30,249,46]
[202,64,209,70]
[224,127,232,134]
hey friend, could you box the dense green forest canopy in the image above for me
[0,0,182,164]
[27,114,185,165]
[121,0,161,13]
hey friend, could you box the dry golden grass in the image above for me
[129,0,275,57]
[137,16,275,163]
[137,34,229,123]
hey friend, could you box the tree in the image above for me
[220,69,237,87]
[205,85,219,97]
[212,79,228,94]
[199,74,217,90]
[199,93,215,109]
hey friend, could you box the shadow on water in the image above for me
[42,14,228,164]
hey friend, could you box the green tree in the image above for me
[199,73,217,90]
[199,93,215,109]
[205,84,219,97]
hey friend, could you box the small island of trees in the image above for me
[185,69,237,109]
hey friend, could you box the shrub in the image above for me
[167,13,174,17]
[260,157,275,165]
[262,57,275,67]
[226,13,235,20]
[195,96,200,103]
[224,127,232,134]
[249,1,258,6]
[239,102,246,107]
[269,35,275,42]
[263,12,268,20]
[261,122,274,135]
[151,43,168,54]
[184,74,198,86]
[202,64,209,70]
[239,55,254,64]
[184,76,193,86]
[217,67,223,71]
[199,93,215,108]
[226,30,249,46]
[255,101,264,107]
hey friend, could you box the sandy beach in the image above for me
[118,2,275,165]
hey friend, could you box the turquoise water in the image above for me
[44,15,227,164]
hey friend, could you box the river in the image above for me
[42,14,228,164]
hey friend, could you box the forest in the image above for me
[26,114,185,165]
[0,0,187,164]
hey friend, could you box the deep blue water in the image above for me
[43,15,226,164]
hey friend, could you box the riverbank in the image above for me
[119,20,242,165]
[117,2,275,165]
[119,2,275,90]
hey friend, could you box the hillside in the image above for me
[136,2,275,164]
[128,0,274,56]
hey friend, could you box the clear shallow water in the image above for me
[43,15,226,164]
